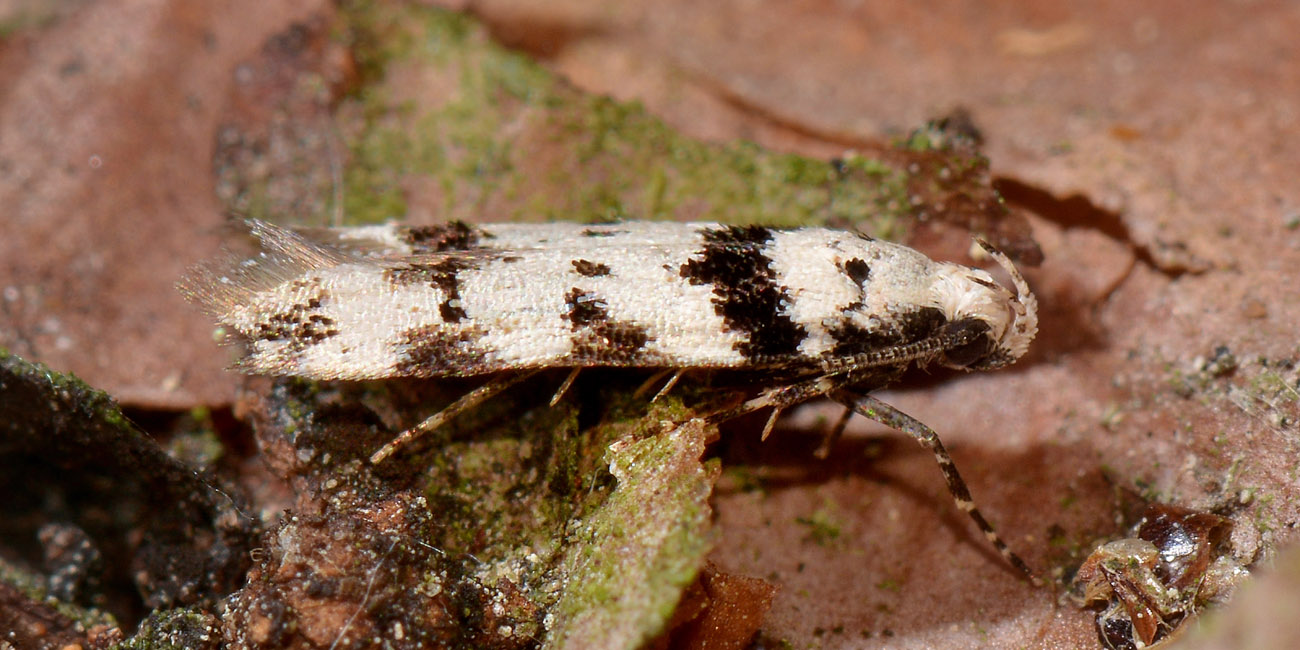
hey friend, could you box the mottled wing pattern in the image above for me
[182,220,976,381]
[181,218,1042,582]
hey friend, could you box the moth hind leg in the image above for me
[831,390,1040,584]
[814,406,854,459]
[632,369,673,399]
[650,369,687,404]
[549,368,582,407]
[369,370,541,464]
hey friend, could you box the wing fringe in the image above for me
[177,219,354,318]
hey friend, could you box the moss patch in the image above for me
[213,1,1035,260]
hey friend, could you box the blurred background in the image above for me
[2,1,1298,648]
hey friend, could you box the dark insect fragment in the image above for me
[1074,503,1248,650]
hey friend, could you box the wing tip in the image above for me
[178,219,354,317]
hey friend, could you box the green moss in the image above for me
[1,350,261,646]
[1159,351,1300,435]
[318,1,926,237]
[1250,369,1300,404]
[324,382,718,648]
[545,416,718,649]
[0,555,117,633]
[722,465,768,494]
[214,2,1020,246]
[0,1,69,40]
[0,349,140,444]
[111,608,219,650]
[1132,477,1163,504]
[1099,402,1124,430]
[795,501,845,547]
[415,394,604,560]
[193,4,1031,643]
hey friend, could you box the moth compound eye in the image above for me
[940,318,996,369]
[944,336,999,369]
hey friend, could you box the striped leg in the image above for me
[832,390,1040,583]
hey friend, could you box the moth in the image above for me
[181,219,1039,577]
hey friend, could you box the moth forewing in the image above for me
[181,219,1040,579]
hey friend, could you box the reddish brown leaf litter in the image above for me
[5,1,1300,648]
[0,0,326,408]
[658,562,778,650]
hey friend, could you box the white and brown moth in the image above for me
[181,219,1039,577]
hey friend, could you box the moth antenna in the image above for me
[975,238,1038,360]
[825,325,984,375]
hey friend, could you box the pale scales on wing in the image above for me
[182,220,1034,380]
[180,218,1040,580]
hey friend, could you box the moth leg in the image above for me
[631,369,673,399]
[705,375,836,426]
[759,407,784,441]
[549,368,582,407]
[814,406,855,459]
[650,369,687,404]
[370,370,541,464]
[832,390,1039,583]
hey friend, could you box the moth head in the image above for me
[929,240,1037,371]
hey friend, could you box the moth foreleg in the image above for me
[831,390,1039,583]
[705,375,837,426]
[369,370,542,464]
